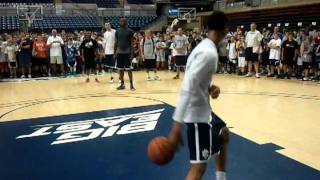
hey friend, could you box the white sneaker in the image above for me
[147,77,153,81]
[255,73,260,78]
[109,79,114,83]
[154,76,161,81]
[245,73,252,77]
[21,75,25,78]
[28,74,32,78]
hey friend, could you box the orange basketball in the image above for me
[147,136,175,166]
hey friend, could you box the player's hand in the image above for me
[168,122,184,151]
[209,84,220,99]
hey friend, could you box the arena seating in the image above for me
[227,4,320,31]
[0,16,20,31]
[104,15,157,30]
[32,16,101,31]
[64,0,119,8]
[127,0,153,4]
[0,0,53,3]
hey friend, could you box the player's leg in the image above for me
[185,123,212,180]
[145,59,151,81]
[124,53,134,90]
[85,59,90,82]
[214,127,229,179]
[246,61,252,76]
[152,59,159,80]
[186,163,207,180]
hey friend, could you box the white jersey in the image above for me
[173,38,218,123]
[46,35,64,57]
[268,39,281,60]
[227,42,237,59]
[103,29,116,55]
[245,30,262,53]
[4,44,18,62]
[173,35,189,56]
[140,38,156,59]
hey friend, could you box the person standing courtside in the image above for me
[245,22,262,78]
[19,33,32,78]
[173,28,189,79]
[141,30,160,81]
[103,22,116,83]
[80,32,99,82]
[46,29,64,76]
[114,18,135,90]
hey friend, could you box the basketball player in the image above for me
[103,22,116,83]
[115,18,135,90]
[172,28,189,79]
[168,11,229,180]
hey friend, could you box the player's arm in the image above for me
[60,37,64,46]
[114,31,118,58]
[256,33,262,53]
[46,37,53,48]
[4,47,8,63]
[140,39,144,57]
[316,46,320,56]
[168,121,184,150]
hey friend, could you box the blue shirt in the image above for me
[65,46,77,62]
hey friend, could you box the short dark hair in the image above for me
[207,11,228,31]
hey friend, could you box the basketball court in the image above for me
[1,72,319,179]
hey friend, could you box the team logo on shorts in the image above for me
[202,149,210,160]
[16,108,164,145]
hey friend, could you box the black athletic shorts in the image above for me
[186,112,226,164]
[175,55,188,67]
[116,53,132,70]
[103,55,116,68]
[303,62,312,70]
[269,59,280,66]
[84,58,96,69]
[144,59,156,69]
[245,47,259,62]
[9,62,17,68]
[67,61,76,67]
[219,56,228,64]
[282,57,294,66]
[33,58,48,66]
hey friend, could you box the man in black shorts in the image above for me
[281,32,298,79]
[80,32,99,83]
[115,18,135,90]
[245,23,262,78]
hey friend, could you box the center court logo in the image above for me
[16,108,164,145]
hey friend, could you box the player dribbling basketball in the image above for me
[168,11,229,180]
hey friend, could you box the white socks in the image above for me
[216,171,226,180]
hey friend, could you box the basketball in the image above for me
[147,136,175,166]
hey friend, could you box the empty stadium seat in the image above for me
[65,0,119,8]
[31,16,102,31]
[127,0,153,4]
[0,16,20,31]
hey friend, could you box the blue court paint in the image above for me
[0,104,319,180]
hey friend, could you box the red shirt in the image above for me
[315,35,320,45]
[33,40,47,59]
